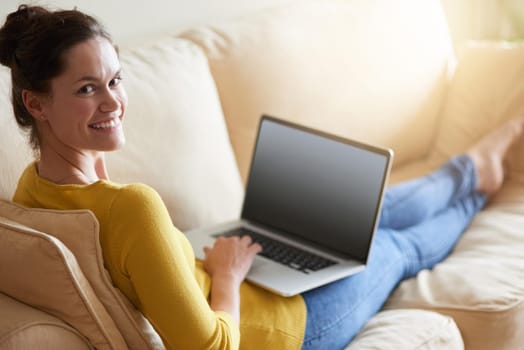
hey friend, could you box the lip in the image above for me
[88,115,123,130]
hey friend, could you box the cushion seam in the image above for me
[0,220,119,348]
[0,321,91,346]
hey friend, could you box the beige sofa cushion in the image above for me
[388,45,524,347]
[0,292,92,350]
[346,309,463,350]
[0,66,33,201]
[0,200,165,350]
[0,36,243,231]
[385,178,524,350]
[432,41,524,180]
[182,0,454,182]
[107,37,243,231]
[0,215,127,350]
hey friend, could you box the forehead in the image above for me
[60,37,120,80]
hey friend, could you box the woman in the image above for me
[1,5,522,350]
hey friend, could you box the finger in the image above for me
[249,242,263,254]
[215,236,227,244]
[239,235,253,245]
[203,246,210,255]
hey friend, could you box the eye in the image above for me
[109,75,123,88]
[77,84,95,94]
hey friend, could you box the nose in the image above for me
[99,88,121,113]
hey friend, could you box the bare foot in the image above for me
[466,118,524,195]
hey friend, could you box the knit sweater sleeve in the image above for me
[108,183,239,350]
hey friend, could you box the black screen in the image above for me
[242,117,391,262]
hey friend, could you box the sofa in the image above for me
[1,0,524,348]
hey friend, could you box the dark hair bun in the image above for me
[0,5,48,67]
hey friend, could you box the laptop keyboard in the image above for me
[216,228,337,274]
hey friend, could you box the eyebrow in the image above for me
[74,68,122,83]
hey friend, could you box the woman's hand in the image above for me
[202,236,262,323]
[203,235,262,286]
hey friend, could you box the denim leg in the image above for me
[391,192,487,278]
[379,155,478,230]
[301,228,406,350]
[301,192,487,350]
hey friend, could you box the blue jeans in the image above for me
[301,155,487,350]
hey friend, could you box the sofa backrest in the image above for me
[0,0,454,226]
[181,0,455,182]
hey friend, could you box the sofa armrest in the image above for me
[346,309,464,350]
[0,292,92,350]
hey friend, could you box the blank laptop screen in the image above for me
[242,117,390,262]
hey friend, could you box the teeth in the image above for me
[91,118,120,129]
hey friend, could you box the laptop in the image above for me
[185,115,394,296]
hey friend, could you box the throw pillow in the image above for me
[0,66,33,201]
[432,41,524,182]
[0,215,127,350]
[106,36,243,231]
[0,200,165,350]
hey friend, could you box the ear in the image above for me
[21,89,48,121]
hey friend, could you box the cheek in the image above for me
[72,101,96,117]
[49,99,96,129]
[119,87,128,110]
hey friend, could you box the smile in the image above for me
[89,118,121,130]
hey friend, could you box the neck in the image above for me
[37,143,108,185]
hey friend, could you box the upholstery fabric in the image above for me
[181,0,454,182]
[0,215,127,350]
[0,200,165,350]
[106,36,243,231]
[387,47,524,346]
[345,309,463,350]
[0,292,92,350]
[0,195,471,350]
[386,178,524,350]
[432,42,524,181]
[0,66,33,201]
[2,0,524,347]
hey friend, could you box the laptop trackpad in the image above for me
[249,258,270,275]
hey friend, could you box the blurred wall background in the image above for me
[1,1,523,51]
[441,0,524,51]
[0,0,297,45]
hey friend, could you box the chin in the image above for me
[100,137,126,152]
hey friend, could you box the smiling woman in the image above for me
[0,5,126,185]
[29,37,127,184]
[2,3,524,350]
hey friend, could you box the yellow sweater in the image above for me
[13,163,306,350]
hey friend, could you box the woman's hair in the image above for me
[0,5,112,151]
